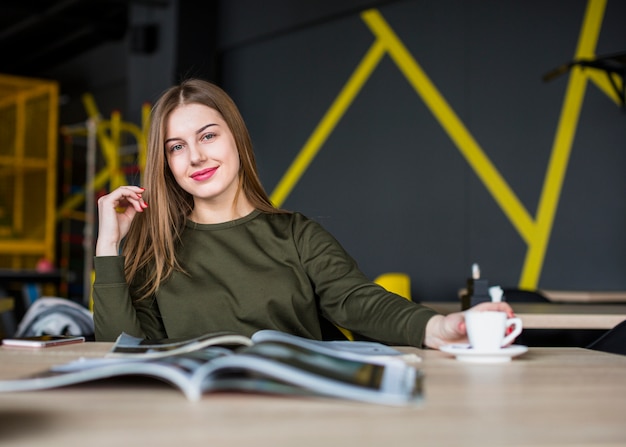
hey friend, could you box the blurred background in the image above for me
[0,0,624,316]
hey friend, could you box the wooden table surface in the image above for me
[1,342,625,446]
[421,301,626,329]
[540,289,626,303]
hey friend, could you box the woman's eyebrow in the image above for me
[165,123,218,144]
[196,123,218,135]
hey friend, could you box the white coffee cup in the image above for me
[465,311,523,351]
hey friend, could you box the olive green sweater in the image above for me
[93,210,438,345]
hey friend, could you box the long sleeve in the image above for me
[91,211,439,345]
[292,214,438,347]
[92,256,166,341]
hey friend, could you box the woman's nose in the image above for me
[189,144,207,165]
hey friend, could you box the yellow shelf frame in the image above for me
[0,73,59,269]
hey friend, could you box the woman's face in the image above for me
[165,103,241,208]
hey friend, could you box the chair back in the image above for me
[586,319,626,355]
[374,272,412,301]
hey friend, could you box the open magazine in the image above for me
[107,329,411,360]
[0,330,423,406]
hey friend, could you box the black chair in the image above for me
[586,320,626,355]
[502,288,606,347]
[502,288,551,302]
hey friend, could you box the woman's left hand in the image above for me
[423,301,515,349]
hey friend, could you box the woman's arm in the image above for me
[294,214,437,346]
[92,256,166,341]
[93,186,159,341]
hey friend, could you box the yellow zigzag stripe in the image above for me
[270,40,386,206]
[270,1,609,289]
[519,0,606,287]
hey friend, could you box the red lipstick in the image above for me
[190,167,217,181]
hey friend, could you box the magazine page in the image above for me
[0,349,227,401]
[250,330,418,363]
[190,341,423,406]
[108,330,420,363]
[107,331,253,359]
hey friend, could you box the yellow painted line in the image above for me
[270,39,386,206]
[362,9,535,243]
[520,69,589,287]
[519,0,606,288]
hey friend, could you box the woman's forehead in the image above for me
[166,104,224,132]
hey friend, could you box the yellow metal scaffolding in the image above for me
[0,74,59,269]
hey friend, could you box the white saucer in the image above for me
[440,344,528,363]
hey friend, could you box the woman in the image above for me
[93,78,513,346]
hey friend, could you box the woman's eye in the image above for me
[169,143,183,152]
[201,132,216,142]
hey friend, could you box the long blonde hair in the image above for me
[122,79,285,300]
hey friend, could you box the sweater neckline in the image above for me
[186,209,261,230]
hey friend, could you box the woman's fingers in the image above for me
[471,301,515,317]
[95,186,148,256]
[100,186,148,213]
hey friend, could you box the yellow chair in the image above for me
[373,272,412,301]
[337,272,412,341]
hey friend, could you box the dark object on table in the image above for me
[586,319,626,356]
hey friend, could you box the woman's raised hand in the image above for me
[95,186,148,256]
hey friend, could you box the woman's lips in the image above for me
[190,167,217,181]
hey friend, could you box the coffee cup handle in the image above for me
[501,317,523,347]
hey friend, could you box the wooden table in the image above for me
[1,342,625,446]
[541,289,626,303]
[422,301,626,329]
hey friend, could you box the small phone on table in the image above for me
[1,335,86,348]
